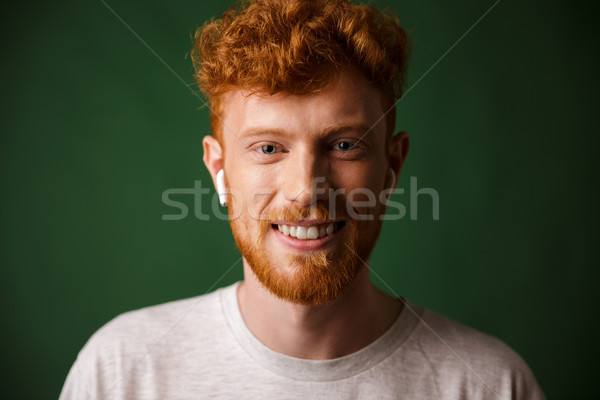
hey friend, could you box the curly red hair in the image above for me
[191,0,410,142]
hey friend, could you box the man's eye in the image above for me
[334,141,356,151]
[260,144,278,154]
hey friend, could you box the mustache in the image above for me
[259,201,350,224]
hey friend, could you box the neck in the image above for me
[237,260,402,360]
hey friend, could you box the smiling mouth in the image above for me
[271,221,346,240]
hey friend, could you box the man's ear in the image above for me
[388,131,409,188]
[202,135,224,193]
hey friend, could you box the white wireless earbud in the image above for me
[216,169,227,206]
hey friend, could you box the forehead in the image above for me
[220,71,386,143]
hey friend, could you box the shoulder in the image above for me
[59,283,238,399]
[400,303,545,399]
[87,283,229,351]
[416,307,530,372]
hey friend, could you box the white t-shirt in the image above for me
[60,282,545,399]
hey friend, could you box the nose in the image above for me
[282,147,329,207]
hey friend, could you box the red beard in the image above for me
[229,198,384,305]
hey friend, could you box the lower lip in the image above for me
[272,225,342,251]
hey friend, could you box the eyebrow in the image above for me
[239,123,374,140]
[239,127,288,139]
[322,123,373,137]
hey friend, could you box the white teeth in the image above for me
[296,226,307,239]
[276,223,337,240]
[326,224,334,235]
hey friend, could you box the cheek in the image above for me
[335,160,386,192]
[335,162,387,214]
[231,166,278,218]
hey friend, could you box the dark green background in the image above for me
[1,0,597,398]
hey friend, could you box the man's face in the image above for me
[216,70,398,305]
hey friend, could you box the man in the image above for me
[60,0,545,398]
